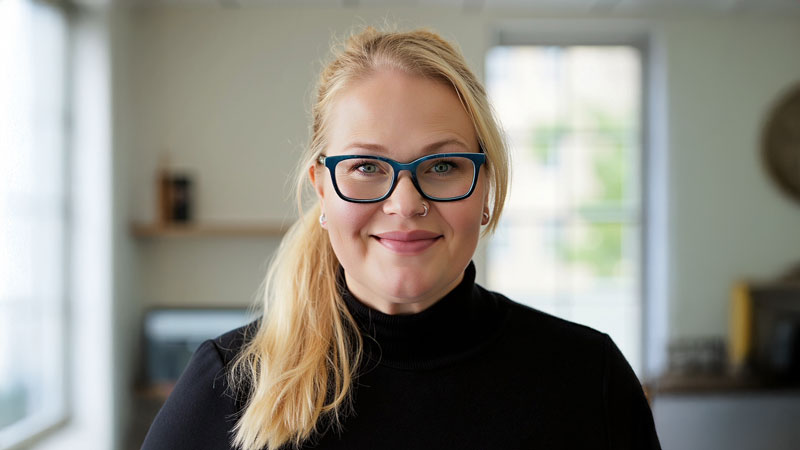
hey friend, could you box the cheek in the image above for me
[327,203,371,235]
[321,177,369,233]
[439,197,484,242]
[458,177,489,230]
[322,198,377,260]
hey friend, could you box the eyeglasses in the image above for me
[318,151,486,203]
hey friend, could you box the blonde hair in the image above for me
[229,26,510,450]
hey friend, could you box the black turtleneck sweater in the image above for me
[142,263,661,449]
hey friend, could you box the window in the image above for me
[0,0,69,445]
[486,44,644,373]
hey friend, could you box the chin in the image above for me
[380,270,434,300]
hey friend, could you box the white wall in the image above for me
[663,16,800,337]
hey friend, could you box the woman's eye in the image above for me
[432,162,453,173]
[356,163,379,174]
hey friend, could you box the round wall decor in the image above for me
[763,83,800,204]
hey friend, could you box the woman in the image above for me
[143,27,661,450]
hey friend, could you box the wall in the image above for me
[663,16,800,336]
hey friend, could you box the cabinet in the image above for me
[649,374,800,450]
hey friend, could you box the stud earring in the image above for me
[481,211,490,225]
[319,213,327,227]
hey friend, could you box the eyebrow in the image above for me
[343,138,471,155]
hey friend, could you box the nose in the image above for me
[382,171,425,218]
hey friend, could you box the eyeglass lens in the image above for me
[333,156,476,201]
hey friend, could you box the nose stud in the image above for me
[419,201,429,217]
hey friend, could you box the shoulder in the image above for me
[478,286,627,384]
[487,291,660,449]
[481,288,661,448]
[482,285,642,386]
[482,285,609,351]
[209,318,261,366]
[141,319,261,449]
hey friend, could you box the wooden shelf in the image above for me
[135,382,176,400]
[647,372,800,396]
[131,222,287,238]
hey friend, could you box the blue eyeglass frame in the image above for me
[318,148,487,203]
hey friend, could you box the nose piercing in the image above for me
[419,201,429,217]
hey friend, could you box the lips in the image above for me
[372,230,442,254]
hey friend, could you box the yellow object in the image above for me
[729,281,754,370]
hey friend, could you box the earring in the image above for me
[481,211,490,225]
[319,212,327,227]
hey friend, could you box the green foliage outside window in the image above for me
[542,109,633,278]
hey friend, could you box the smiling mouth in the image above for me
[371,231,443,255]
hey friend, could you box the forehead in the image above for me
[325,70,478,160]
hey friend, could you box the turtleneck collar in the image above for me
[341,261,508,370]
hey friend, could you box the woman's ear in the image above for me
[481,207,491,226]
[481,190,491,225]
[308,164,325,199]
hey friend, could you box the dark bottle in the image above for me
[170,175,192,223]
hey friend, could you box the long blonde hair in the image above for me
[229,26,510,450]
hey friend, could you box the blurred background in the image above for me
[2,0,800,448]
